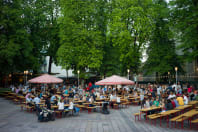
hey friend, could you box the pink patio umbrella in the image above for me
[95,75,135,85]
[28,74,63,84]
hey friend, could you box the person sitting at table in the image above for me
[89,96,95,107]
[176,94,184,106]
[165,99,173,110]
[116,96,120,106]
[168,91,176,99]
[33,94,40,105]
[149,98,154,106]
[50,95,57,104]
[26,95,33,106]
[170,98,176,109]
[173,97,179,107]
[153,98,159,107]
[58,99,64,110]
[64,96,69,104]
[68,99,74,112]
[183,94,188,105]
[144,98,150,108]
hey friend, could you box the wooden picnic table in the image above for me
[188,101,198,108]
[64,104,69,107]
[174,105,192,113]
[179,109,198,129]
[140,106,162,120]
[158,110,180,128]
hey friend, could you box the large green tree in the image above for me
[58,0,104,78]
[144,0,181,77]
[109,0,154,75]
[0,0,33,76]
[170,0,198,62]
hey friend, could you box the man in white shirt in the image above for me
[168,92,176,99]
[58,100,64,110]
[183,95,188,105]
[33,95,40,104]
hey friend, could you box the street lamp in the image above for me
[24,70,28,85]
[77,70,80,88]
[127,69,130,80]
[168,71,170,84]
[175,67,178,84]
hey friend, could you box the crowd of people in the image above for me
[9,82,198,114]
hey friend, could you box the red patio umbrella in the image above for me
[28,74,63,84]
[95,75,135,85]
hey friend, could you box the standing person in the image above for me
[45,97,51,110]
[140,92,145,109]
[157,86,161,99]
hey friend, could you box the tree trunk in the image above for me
[48,56,52,74]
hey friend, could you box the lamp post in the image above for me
[127,69,130,80]
[24,70,28,85]
[175,67,178,84]
[77,70,80,88]
[168,72,170,84]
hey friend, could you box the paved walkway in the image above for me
[0,98,196,132]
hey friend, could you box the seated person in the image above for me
[33,95,40,105]
[153,98,159,107]
[50,95,56,104]
[168,92,176,99]
[116,96,120,105]
[183,94,188,105]
[58,99,64,111]
[149,98,154,106]
[171,98,176,109]
[165,99,173,110]
[68,99,74,111]
[89,96,95,107]
[176,95,184,106]
[26,95,33,106]
[173,97,179,107]
[144,98,150,108]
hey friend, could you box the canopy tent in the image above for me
[95,75,135,85]
[28,74,63,84]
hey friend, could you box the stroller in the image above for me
[101,101,110,114]
[38,107,55,122]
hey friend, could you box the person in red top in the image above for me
[171,98,176,108]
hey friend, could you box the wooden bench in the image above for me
[25,105,33,112]
[87,106,96,114]
[55,110,62,118]
[148,114,161,125]
[132,100,140,105]
[13,99,19,104]
[133,113,140,121]
[113,104,119,109]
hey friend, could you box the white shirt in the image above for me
[157,87,161,95]
[58,102,64,110]
[183,96,188,105]
[33,97,40,104]
[110,94,113,101]
[168,94,176,99]
[69,102,73,110]
[116,97,120,103]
